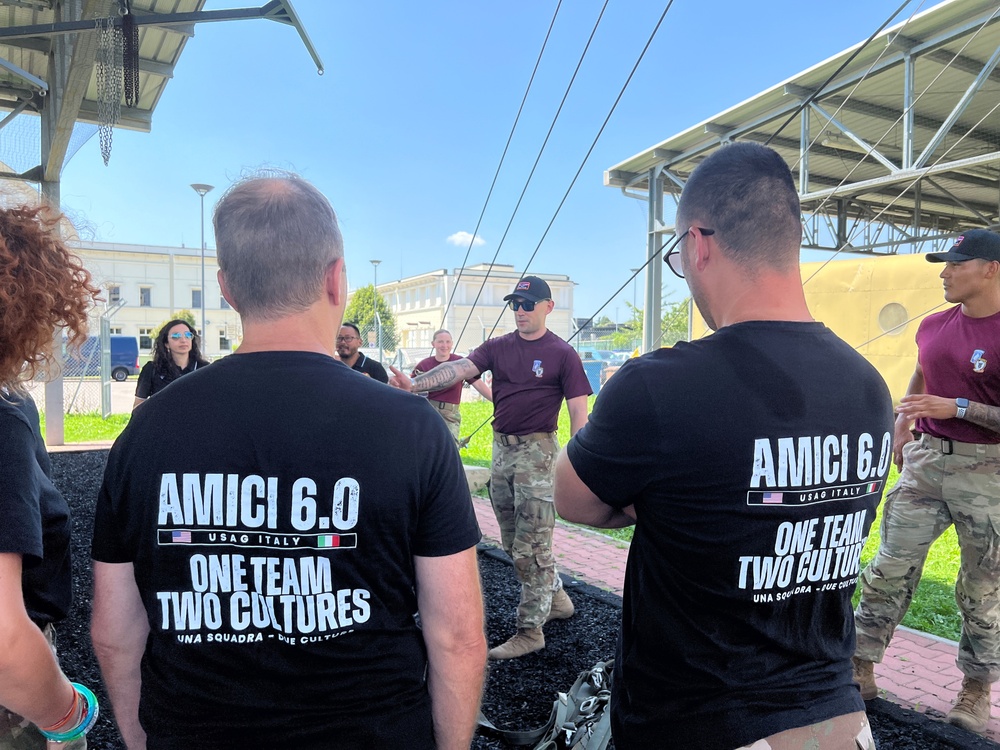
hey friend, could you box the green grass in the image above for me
[38,412,131,443]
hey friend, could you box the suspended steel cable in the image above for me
[764,0,917,148]
[439,0,564,328]
[454,0,613,345]
[469,0,677,346]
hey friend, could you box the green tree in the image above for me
[609,303,642,350]
[155,309,197,338]
[609,298,690,350]
[344,285,399,351]
[661,297,690,345]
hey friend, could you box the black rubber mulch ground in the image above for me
[50,449,998,749]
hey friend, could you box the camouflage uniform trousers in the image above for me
[855,434,1000,682]
[428,399,461,443]
[735,711,875,750]
[0,625,86,750]
[490,432,564,630]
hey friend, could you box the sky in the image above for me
[56,0,927,324]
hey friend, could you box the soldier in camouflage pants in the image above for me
[853,229,1000,734]
[490,432,565,630]
[855,436,1000,680]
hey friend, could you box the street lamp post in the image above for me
[370,259,382,361]
[191,183,214,349]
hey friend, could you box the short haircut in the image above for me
[675,143,801,272]
[432,329,451,340]
[341,322,361,337]
[213,171,343,321]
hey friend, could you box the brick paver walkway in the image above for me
[470,493,1000,744]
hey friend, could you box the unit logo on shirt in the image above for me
[532,359,544,378]
[971,349,987,373]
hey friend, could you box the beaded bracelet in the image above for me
[38,684,99,744]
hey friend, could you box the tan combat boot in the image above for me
[852,657,878,701]
[546,589,575,623]
[488,628,544,660]
[947,677,992,733]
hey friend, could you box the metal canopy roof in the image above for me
[0,0,321,183]
[606,0,1000,255]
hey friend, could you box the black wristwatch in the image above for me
[955,398,969,419]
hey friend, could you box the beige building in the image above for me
[70,241,242,359]
[372,263,576,354]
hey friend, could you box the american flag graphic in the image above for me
[171,530,192,543]
[762,492,784,504]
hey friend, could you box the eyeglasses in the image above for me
[664,227,715,279]
[336,336,358,343]
[169,331,194,340]
[508,298,548,312]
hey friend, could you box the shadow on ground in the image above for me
[50,450,998,749]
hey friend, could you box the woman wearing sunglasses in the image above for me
[133,320,210,408]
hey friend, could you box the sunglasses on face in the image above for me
[337,336,358,343]
[508,298,547,312]
[664,227,715,279]
[169,332,194,340]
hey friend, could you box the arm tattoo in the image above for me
[965,401,1000,437]
[411,358,478,393]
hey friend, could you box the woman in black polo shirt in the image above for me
[133,319,211,408]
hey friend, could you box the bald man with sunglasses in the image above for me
[390,276,591,659]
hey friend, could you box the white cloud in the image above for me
[446,231,486,248]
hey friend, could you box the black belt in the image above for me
[494,431,556,446]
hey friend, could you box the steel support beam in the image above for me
[643,167,664,354]
[914,42,1000,169]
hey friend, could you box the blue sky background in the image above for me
[58,0,920,322]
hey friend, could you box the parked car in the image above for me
[63,335,140,381]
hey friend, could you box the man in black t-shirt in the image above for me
[555,144,893,750]
[336,322,389,383]
[90,173,486,750]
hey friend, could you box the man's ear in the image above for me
[218,270,238,311]
[693,228,713,272]
[326,258,347,306]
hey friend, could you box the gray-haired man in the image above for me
[91,173,486,750]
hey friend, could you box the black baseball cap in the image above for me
[503,275,552,303]
[926,230,1000,263]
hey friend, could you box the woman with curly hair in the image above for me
[133,319,210,408]
[0,204,101,748]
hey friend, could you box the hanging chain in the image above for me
[122,6,140,108]
[95,16,123,166]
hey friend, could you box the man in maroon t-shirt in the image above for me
[390,276,591,659]
[854,229,1000,733]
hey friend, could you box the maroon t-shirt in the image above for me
[914,305,1000,444]
[468,330,591,435]
[411,354,477,404]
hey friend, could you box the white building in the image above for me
[70,241,241,359]
[372,264,576,354]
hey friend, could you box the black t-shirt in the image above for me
[93,351,480,749]
[350,353,389,384]
[135,359,206,399]
[567,321,894,750]
[0,394,72,625]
